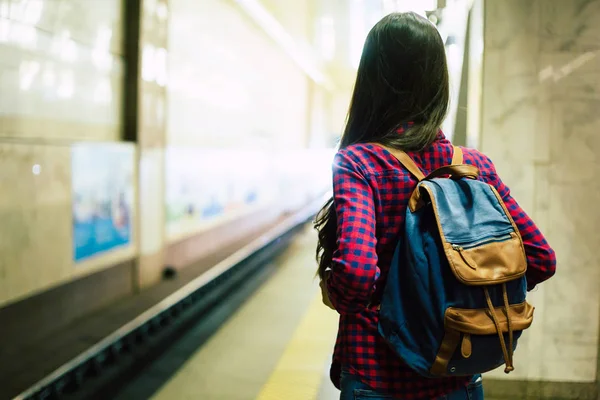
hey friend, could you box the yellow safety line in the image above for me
[256,292,339,400]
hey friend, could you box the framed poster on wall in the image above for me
[71,143,135,262]
[164,147,275,242]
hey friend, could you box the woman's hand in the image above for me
[320,271,335,310]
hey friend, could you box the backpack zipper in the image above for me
[450,245,477,269]
[451,232,514,251]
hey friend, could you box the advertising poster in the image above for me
[71,143,135,262]
[165,148,224,237]
[165,147,273,241]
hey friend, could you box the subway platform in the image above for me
[1,0,599,399]
[2,206,598,400]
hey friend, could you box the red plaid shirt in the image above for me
[326,131,556,399]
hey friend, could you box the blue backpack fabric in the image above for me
[377,145,533,378]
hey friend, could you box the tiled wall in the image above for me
[0,0,134,306]
[0,0,124,142]
[480,0,600,383]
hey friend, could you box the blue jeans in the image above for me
[339,370,484,400]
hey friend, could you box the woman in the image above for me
[315,12,556,400]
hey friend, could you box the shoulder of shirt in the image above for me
[459,147,497,176]
[334,143,387,176]
[334,142,498,177]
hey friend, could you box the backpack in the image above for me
[377,144,534,377]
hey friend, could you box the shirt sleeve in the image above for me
[326,152,380,314]
[481,160,557,291]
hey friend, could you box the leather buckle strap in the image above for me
[425,165,480,180]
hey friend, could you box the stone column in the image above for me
[480,0,600,397]
[132,0,169,289]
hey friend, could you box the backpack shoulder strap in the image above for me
[376,144,425,181]
[451,145,463,165]
[375,144,465,180]
[425,145,479,180]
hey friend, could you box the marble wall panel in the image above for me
[0,142,71,306]
[0,139,138,307]
[481,0,600,384]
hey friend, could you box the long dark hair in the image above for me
[315,12,450,279]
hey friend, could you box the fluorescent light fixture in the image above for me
[233,0,333,90]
